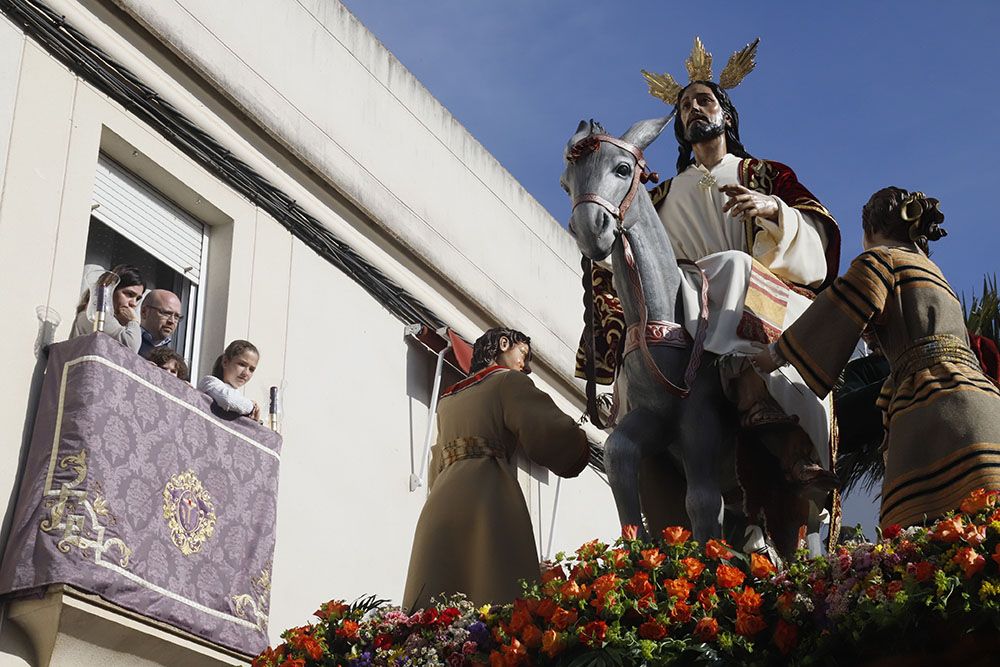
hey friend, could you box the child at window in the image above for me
[148,346,190,382]
[197,340,261,420]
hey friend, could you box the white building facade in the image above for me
[0,1,619,664]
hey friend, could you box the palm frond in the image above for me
[963,273,999,345]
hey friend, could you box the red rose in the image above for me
[680,557,706,579]
[697,585,717,610]
[715,563,746,589]
[278,660,306,667]
[670,600,692,624]
[550,607,578,631]
[580,620,608,647]
[373,634,393,650]
[661,526,692,545]
[541,629,565,658]
[626,572,654,597]
[521,624,543,649]
[730,586,762,613]
[639,548,666,570]
[509,604,532,633]
[773,619,798,655]
[881,524,902,540]
[439,606,461,626]
[535,598,557,620]
[639,619,668,640]
[750,552,776,578]
[735,610,767,637]
[693,616,719,642]
[663,578,694,601]
[420,608,439,625]
[953,546,986,579]
[704,539,733,560]
[911,561,935,582]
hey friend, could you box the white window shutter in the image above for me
[92,155,205,282]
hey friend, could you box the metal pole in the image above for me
[410,339,451,492]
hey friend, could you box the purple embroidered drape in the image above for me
[0,334,281,655]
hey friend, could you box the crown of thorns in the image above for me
[642,37,760,106]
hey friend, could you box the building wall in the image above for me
[0,0,620,653]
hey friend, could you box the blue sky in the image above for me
[341,1,1000,533]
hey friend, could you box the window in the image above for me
[84,154,207,369]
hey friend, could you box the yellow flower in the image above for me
[479,604,493,620]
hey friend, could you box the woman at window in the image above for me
[70,264,145,353]
[197,340,261,420]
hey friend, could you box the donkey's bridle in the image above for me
[568,134,657,229]
[571,134,708,429]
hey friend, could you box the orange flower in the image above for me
[278,659,305,667]
[535,598,557,620]
[730,586,762,613]
[963,523,987,546]
[626,572,654,598]
[621,524,639,540]
[663,578,694,601]
[680,557,706,579]
[509,603,532,633]
[671,600,693,624]
[589,591,617,613]
[697,585,717,610]
[776,590,796,613]
[750,552,776,578]
[887,580,904,598]
[773,619,799,655]
[571,562,596,582]
[735,610,767,637]
[662,526,692,545]
[705,539,733,560]
[335,620,359,641]
[550,607,578,631]
[592,573,619,598]
[579,620,608,647]
[960,488,999,514]
[609,548,631,569]
[639,618,668,640]
[693,616,719,642]
[716,563,746,588]
[576,539,607,560]
[314,600,349,621]
[521,624,543,649]
[953,546,986,579]
[636,593,656,612]
[560,580,588,600]
[253,645,286,667]
[540,630,565,658]
[541,564,567,584]
[930,516,964,543]
[500,638,527,667]
[639,548,667,570]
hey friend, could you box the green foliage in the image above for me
[963,273,999,344]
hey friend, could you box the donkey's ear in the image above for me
[621,114,674,150]
[575,119,589,134]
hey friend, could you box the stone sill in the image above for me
[2,585,249,666]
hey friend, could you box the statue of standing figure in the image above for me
[573,38,841,555]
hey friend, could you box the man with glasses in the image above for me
[139,289,183,358]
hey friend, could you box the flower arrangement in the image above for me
[256,489,1000,667]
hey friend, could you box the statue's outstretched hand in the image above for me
[720,183,779,222]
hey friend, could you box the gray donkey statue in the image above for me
[562,116,822,557]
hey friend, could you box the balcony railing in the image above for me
[0,334,281,656]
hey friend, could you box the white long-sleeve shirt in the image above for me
[197,375,255,415]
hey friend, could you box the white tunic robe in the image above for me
[656,155,835,466]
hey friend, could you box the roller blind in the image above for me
[92,155,205,282]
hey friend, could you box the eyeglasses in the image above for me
[148,306,184,323]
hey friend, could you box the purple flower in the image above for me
[350,651,373,667]
[467,621,489,647]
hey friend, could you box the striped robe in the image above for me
[775,246,1000,529]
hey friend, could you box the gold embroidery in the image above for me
[162,470,217,556]
[231,561,271,630]
[697,171,718,191]
[441,436,506,467]
[39,449,132,567]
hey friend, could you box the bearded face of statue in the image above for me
[679,83,728,144]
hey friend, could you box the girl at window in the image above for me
[197,340,261,420]
[70,264,145,353]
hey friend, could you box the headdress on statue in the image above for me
[641,37,760,106]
